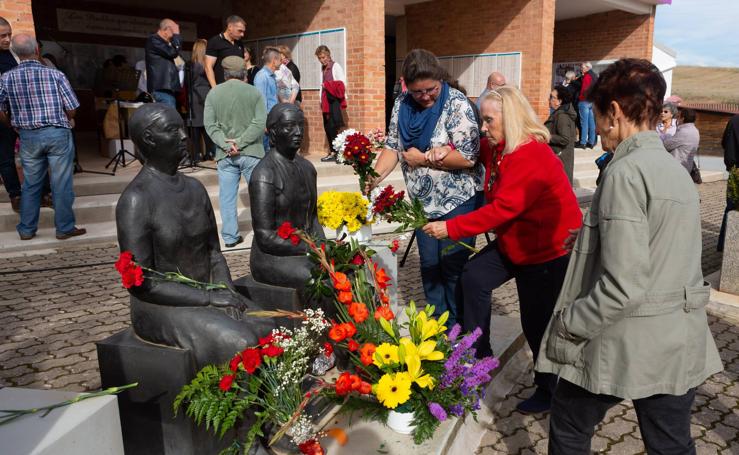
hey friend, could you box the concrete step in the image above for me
[0,170,408,231]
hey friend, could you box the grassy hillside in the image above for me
[671,66,739,104]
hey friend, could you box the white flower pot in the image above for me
[387,410,415,434]
[335,224,373,244]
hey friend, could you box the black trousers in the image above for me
[322,112,340,155]
[550,380,696,455]
[457,241,569,390]
[0,121,20,198]
[190,126,215,161]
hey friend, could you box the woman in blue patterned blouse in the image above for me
[368,49,483,325]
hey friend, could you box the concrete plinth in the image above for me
[0,387,124,455]
[720,210,739,295]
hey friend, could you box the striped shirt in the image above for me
[0,60,79,130]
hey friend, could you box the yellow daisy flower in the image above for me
[375,372,412,409]
[373,343,399,367]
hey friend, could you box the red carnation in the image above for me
[258,334,275,346]
[277,221,296,240]
[219,374,235,392]
[262,344,284,358]
[390,239,400,253]
[241,348,262,373]
[228,354,242,372]
[115,251,145,289]
[298,439,325,455]
[323,342,334,357]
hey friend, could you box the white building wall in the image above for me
[652,44,677,97]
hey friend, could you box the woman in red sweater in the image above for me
[423,87,582,413]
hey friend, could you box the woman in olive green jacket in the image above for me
[536,59,722,455]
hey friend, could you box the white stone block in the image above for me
[720,210,739,295]
[0,387,124,455]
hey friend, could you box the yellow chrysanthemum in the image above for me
[317,191,372,232]
[373,343,399,367]
[375,372,412,409]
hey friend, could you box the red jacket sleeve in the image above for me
[579,73,592,101]
[447,152,545,240]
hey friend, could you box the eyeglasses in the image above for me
[409,84,440,97]
[662,110,671,114]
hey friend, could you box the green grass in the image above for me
[672,66,739,104]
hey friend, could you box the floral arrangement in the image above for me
[317,191,373,233]
[728,166,739,208]
[173,309,338,455]
[278,221,498,444]
[332,129,384,192]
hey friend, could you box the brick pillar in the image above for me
[352,0,386,132]
[0,0,35,35]
[526,0,556,119]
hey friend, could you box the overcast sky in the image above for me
[654,1,739,67]
[654,0,739,67]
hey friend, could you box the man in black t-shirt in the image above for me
[205,15,245,87]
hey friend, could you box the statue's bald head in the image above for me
[10,34,37,60]
[130,103,179,160]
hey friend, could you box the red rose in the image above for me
[347,339,359,352]
[335,372,352,396]
[241,348,262,373]
[219,374,235,392]
[350,254,364,266]
[228,354,242,372]
[277,221,296,240]
[323,342,334,357]
[262,344,284,358]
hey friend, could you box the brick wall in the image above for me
[403,0,555,118]
[235,0,386,157]
[695,110,733,157]
[0,0,34,35]
[553,9,655,64]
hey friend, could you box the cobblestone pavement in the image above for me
[0,181,734,453]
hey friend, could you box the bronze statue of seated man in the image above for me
[116,103,275,369]
[249,103,325,290]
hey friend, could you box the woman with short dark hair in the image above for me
[545,85,577,184]
[368,49,483,327]
[537,58,722,454]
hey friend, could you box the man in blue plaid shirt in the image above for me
[0,34,85,241]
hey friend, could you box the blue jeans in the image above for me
[415,193,482,326]
[218,155,261,244]
[17,127,76,236]
[153,90,176,108]
[578,101,596,146]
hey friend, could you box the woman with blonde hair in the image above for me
[423,86,582,413]
[189,38,215,161]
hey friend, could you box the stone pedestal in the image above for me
[233,275,304,328]
[96,329,232,455]
[0,387,124,455]
[720,211,739,295]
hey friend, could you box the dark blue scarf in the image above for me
[398,81,449,152]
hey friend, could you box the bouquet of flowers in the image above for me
[174,309,340,454]
[332,129,383,192]
[317,191,373,233]
[370,185,478,254]
[277,222,498,444]
[114,251,231,291]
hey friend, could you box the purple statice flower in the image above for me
[449,404,464,417]
[471,357,500,377]
[440,363,465,388]
[447,324,461,342]
[428,402,448,422]
[446,327,481,369]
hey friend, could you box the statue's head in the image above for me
[267,103,304,158]
[129,103,187,174]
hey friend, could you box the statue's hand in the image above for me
[209,289,248,312]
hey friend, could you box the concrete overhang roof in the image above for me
[555,0,671,21]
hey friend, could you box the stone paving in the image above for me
[0,181,734,453]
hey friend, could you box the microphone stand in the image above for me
[105,89,137,175]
